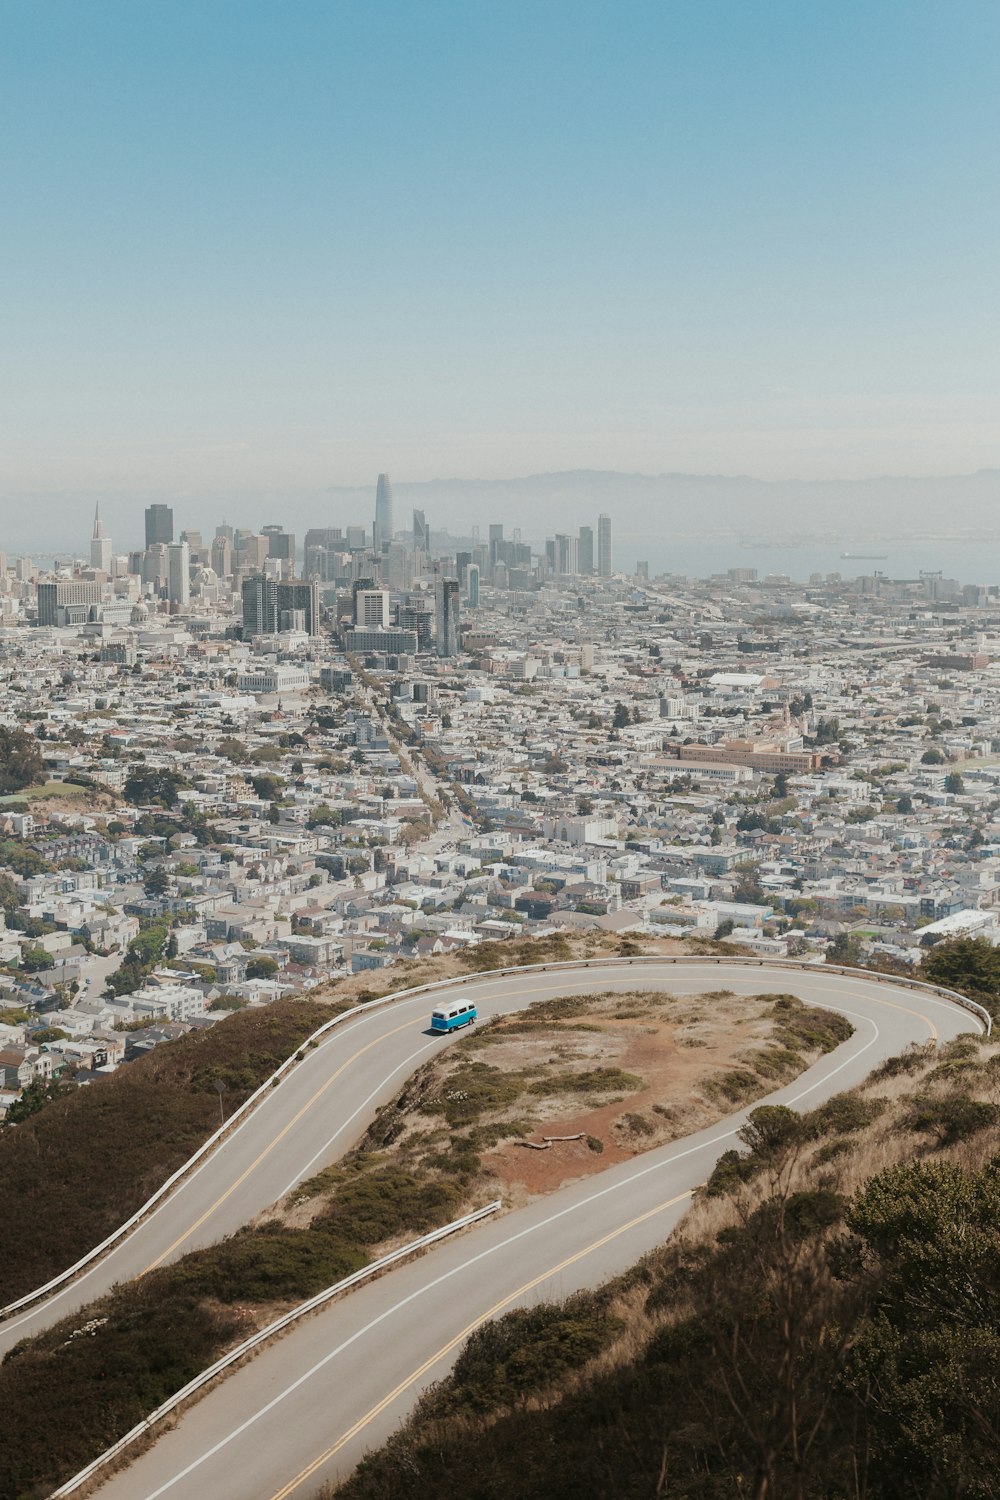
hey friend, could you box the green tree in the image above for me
[246,956,279,979]
[0,726,44,794]
[124,767,185,808]
[921,747,946,765]
[944,771,965,795]
[921,937,1000,1014]
[20,944,55,972]
[827,931,863,966]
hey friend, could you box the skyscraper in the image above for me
[466,563,480,608]
[435,576,460,657]
[598,514,613,578]
[413,508,430,552]
[210,533,233,577]
[374,473,394,554]
[242,576,319,635]
[167,540,190,606]
[262,525,296,570]
[90,505,112,572]
[145,504,173,548]
[578,525,594,575]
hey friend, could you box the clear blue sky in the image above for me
[3,0,998,493]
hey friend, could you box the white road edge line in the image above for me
[133,1009,883,1498]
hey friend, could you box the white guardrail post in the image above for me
[2,954,989,1324]
[49,1201,501,1499]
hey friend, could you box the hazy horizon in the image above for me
[3,1,999,499]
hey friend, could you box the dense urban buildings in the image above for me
[5,469,1000,1128]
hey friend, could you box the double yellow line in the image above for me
[140,1019,421,1274]
[268,1187,695,1500]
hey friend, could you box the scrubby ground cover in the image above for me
[0,997,337,1302]
[333,1033,1000,1500]
[281,989,851,1218]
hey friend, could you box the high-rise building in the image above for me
[346,524,367,551]
[555,534,578,576]
[354,588,391,629]
[242,576,319,636]
[374,473,394,554]
[413,508,430,552]
[180,529,204,563]
[466,563,480,609]
[210,533,233,576]
[435,576,460,658]
[90,505,112,572]
[578,526,594,575]
[598,513,613,578]
[167,541,190,606]
[145,504,174,548]
[262,526,296,569]
[304,527,343,551]
[37,581,102,627]
[236,533,269,572]
[398,597,434,650]
[385,541,411,591]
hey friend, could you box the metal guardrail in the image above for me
[2,953,989,1325]
[48,1200,501,1498]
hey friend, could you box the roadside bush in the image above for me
[904,1091,999,1146]
[420,1297,620,1419]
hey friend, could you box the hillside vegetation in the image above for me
[334,1034,1000,1500]
[0,997,337,1301]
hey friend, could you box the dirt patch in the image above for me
[479,991,802,1198]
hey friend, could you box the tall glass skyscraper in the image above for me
[374,473,394,553]
[598,513,613,577]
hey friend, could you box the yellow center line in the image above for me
[139,1018,421,1274]
[266,1187,696,1500]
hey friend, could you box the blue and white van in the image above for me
[430,999,478,1033]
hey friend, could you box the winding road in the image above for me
[3,959,983,1498]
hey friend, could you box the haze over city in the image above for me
[4,6,1000,1500]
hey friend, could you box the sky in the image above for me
[2,0,999,500]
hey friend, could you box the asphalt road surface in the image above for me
[31,958,978,1500]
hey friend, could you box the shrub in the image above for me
[904,1092,999,1146]
[420,1297,620,1419]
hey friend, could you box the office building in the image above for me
[346,525,367,551]
[90,505,112,573]
[167,541,190,607]
[374,473,394,554]
[555,534,578,576]
[578,526,594,575]
[236,533,269,572]
[241,576,319,636]
[180,529,205,564]
[262,526,296,570]
[342,627,418,654]
[413,509,430,552]
[354,588,391,629]
[304,527,343,551]
[435,576,460,658]
[210,533,233,576]
[37,581,102,627]
[598,513,613,577]
[398,599,434,650]
[143,544,168,587]
[466,563,480,609]
[145,504,174,548]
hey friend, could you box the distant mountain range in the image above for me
[9,467,1000,554]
